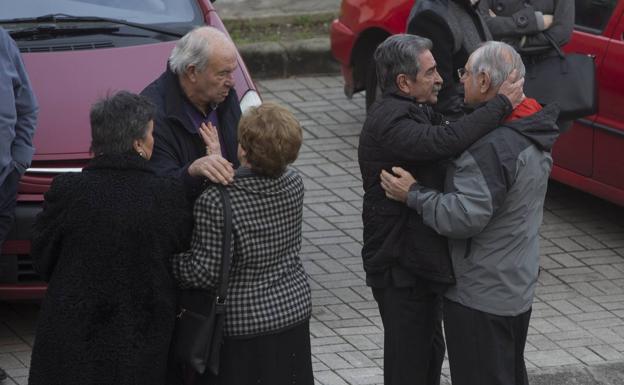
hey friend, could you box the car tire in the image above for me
[365,61,381,112]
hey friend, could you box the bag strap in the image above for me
[543,32,565,59]
[215,185,233,306]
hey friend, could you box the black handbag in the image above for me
[523,33,597,121]
[172,185,233,376]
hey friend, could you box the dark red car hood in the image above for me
[22,42,176,160]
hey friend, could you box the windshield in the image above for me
[1,0,198,25]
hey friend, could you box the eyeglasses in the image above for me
[457,67,470,79]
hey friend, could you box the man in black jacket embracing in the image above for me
[357,34,523,385]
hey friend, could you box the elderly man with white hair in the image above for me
[380,41,560,385]
[142,26,240,199]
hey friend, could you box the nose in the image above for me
[225,72,235,87]
[434,69,443,84]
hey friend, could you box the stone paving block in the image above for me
[330,288,367,303]
[550,253,585,267]
[311,322,338,338]
[548,300,584,315]
[315,370,349,385]
[540,255,563,269]
[314,296,348,307]
[334,326,382,336]
[591,328,624,344]
[0,353,24,369]
[525,349,580,367]
[344,335,379,351]
[0,344,30,354]
[578,317,623,329]
[569,311,616,322]
[556,337,605,348]
[531,318,561,333]
[313,344,357,355]
[572,249,617,260]
[571,235,608,250]
[336,367,384,385]
[313,306,341,321]
[593,264,624,279]
[568,346,605,365]
[527,334,560,350]
[567,297,604,313]
[317,353,353,370]
[546,316,580,331]
[569,282,608,297]
[588,345,624,361]
[338,351,376,368]
[537,270,563,286]
[559,272,607,284]
[326,304,363,320]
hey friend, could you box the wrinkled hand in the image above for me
[188,154,234,185]
[380,167,417,203]
[199,122,221,156]
[498,69,525,109]
[543,14,554,29]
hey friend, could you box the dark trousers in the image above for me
[372,286,445,385]
[0,169,19,250]
[444,298,531,385]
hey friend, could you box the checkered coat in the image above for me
[172,167,311,337]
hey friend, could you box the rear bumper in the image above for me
[0,202,46,301]
[330,19,356,98]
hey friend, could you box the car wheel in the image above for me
[365,61,381,112]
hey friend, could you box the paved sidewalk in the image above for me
[2,76,624,385]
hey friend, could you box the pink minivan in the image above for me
[0,0,261,300]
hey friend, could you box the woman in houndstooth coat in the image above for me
[172,102,313,385]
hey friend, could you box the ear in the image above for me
[396,74,411,94]
[478,72,491,94]
[132,138,142,154]
[185,64,198,83]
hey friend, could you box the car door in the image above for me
[553,0,621,177]
[592,2,624,191]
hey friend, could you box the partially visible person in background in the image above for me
[479,0,575,129]
[407,0,492,119]
[28,91,191,385]
[0,26,38,384]
[478,0,574,55]
[173,102,313,385]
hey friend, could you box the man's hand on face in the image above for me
[498,69,526,108]
[380,167,418,203]
[188,154,234,185]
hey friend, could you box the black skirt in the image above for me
[195,319,313,385]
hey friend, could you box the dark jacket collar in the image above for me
[85,153,153,173]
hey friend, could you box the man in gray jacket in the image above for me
[380,41,559,385]
[0,26,38,383]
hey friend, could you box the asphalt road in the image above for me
[2,75,624,385]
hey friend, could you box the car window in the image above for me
[575,0,619,33]
[2,0,197,24]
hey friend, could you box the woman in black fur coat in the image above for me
[28,91,191,385]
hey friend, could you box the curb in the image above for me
[223,13,340,79]
[528,362,624,385]
[238,37,340,79]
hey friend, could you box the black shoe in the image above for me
[0,367,7,381]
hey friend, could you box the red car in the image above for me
[0,0,261,301]
[331,0,624,207]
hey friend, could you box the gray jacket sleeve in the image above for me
[522,0,574,50]
[478,0,543,38]
[406,150,496,238]
[0,29,38,175]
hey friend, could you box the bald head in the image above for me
[168,26,236,75]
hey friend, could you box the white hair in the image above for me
[168,26,230,75]
[469,41,525,89]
